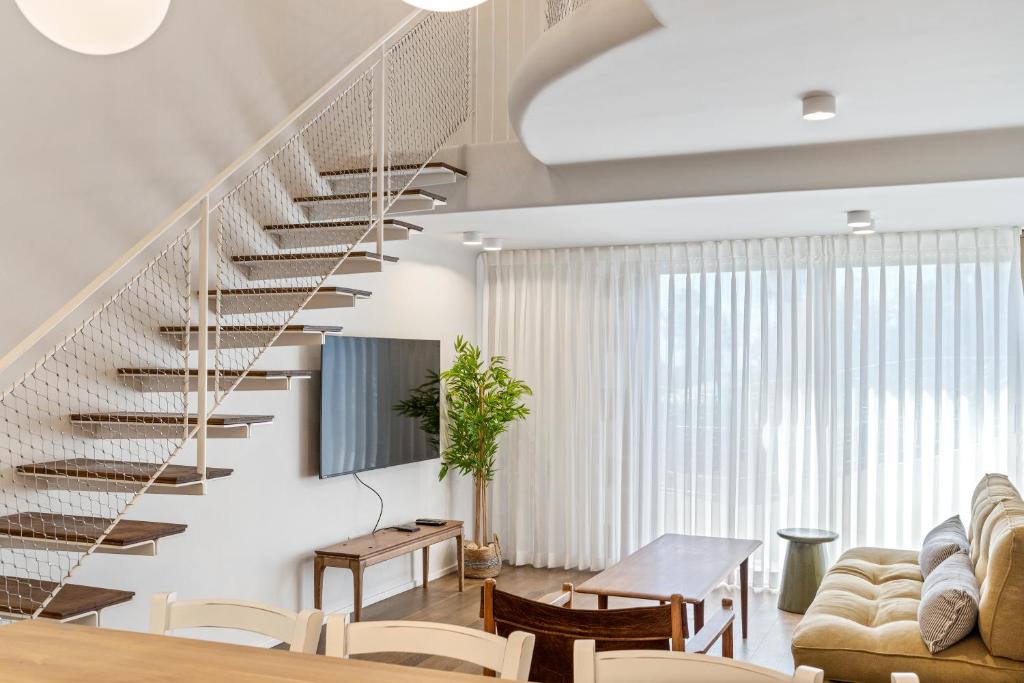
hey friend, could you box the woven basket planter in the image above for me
[464,536,502,579]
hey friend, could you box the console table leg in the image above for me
[352,561,365,622]
[313,556,326,610]
[456,532,465,592]
[422,547,430,591]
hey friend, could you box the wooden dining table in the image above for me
[0,619,493,682]
[575,534,762,639]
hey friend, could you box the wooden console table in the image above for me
[314,520,464,621]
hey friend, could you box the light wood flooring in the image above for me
[315,563,802,676]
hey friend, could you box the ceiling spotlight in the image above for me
[15,0,171,56]
[851,221,876,236]
[802,92,836,121]
[847,210,872,228]
[462,231,482,245]
[402,0,487,11]
[482,237,503,252]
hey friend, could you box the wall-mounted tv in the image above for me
[320,336,440,478]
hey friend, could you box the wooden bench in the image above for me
[314,520,464,621]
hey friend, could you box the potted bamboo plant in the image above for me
[437,336,531,578]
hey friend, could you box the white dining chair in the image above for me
[149,592,322,654]
[573,640,920,683]
[573,640,821,682]
[326,613,535,680]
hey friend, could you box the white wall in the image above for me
[0,0,411,359]
[71,236,478,642]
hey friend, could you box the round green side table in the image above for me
[777,528,838,614]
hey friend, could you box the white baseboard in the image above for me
[255,562,459,649]
[321,561,459,617]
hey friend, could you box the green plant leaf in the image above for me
[438,337,531,484]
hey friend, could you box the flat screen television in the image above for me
[320,336,440,478]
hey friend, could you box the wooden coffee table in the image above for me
[575,534,761,638]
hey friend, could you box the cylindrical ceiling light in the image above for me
[15,0,171,56]
[847,210,872,228]
[402,0,487,11]
[482,237,503,252]
[462,231,482,245]
[847,210,876,235]
[802,92,837,121]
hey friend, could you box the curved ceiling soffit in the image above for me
[508,0,663,165]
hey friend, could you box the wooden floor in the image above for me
[319,563,802,676]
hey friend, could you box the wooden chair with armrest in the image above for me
[481,579,734,683]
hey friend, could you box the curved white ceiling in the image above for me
[510,0,1024,165]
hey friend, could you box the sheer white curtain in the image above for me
[481,228,1024,587]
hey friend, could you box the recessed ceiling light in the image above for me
[402,0,487,10]
[847,210,872,228]
[802,92,836,121]
[15,0,170,56]
[482,237,503,252]
[462,231,482,245]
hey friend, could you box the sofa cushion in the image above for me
[975,497,1024,660]
[792,547,1024,683]
[969,473,1021,546]
[919,515,970,578]
[918,551,979,653]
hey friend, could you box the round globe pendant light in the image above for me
[402,0,487,11]
[15,0,171,56]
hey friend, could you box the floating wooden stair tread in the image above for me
[18,459,232,486]
[319,162,466,191]
[69,412,272,439]
[0,577,133,621]
[160,324,343,350]
[211,286,370,314]
[0,513,186,550]
[70,412,274,426]
[294,189,445,221]
[230,252,397,281]
[118,368,313,392]
[263,219,422,249]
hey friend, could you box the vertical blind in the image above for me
[480,228,1024,587]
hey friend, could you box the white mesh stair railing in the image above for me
[546,0,591,27]
[0,8,471,624]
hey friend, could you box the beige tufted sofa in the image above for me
[791,474,1024,683]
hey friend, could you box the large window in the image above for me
[483,229,1023,586]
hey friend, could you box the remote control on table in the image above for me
[415,518,447,526]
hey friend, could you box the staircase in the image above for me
[0,8,471,625]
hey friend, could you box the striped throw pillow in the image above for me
[918,551,980,653]
[920,515,970,578]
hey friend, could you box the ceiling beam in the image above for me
[436,127,1024,215]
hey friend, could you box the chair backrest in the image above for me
[149,592,322,654]
[572,640,824,683]
[326,613,535,681]
[482,579,685,683]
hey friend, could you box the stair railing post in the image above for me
[375,45,386,257]
[196,195,210,484]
